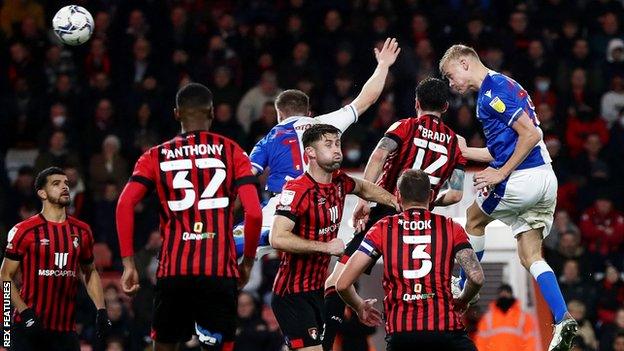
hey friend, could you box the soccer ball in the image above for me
[52,5,94,46]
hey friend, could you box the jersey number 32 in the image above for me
[160,158,228,211]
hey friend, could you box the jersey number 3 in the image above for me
[160,158,228,211]
[402,235,432,279]
[412,137,448,185]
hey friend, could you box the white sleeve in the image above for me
[314,104,358,132]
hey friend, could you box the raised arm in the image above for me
[351,177,399,211]
[350,38,401,115]
[363,137,398,184]
[269,215,344,256]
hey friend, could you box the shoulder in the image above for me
[68,216,93,232]
[332,170,355,185]
[283,175,314,193]
[386,118,413,132]
[14,215,44,232]
[8,215,43,243]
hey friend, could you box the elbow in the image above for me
[525,130,541,147]
[447,190,463,204]
[469,269,485,288]
[247,204,262,223]
[335,277,349,294]
[370,150,387,164]
[268,232,283,251]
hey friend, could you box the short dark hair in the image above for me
[497,284,513,295]
[275,89,309,117]
[176,83,213,110]
[397,169,430,204]
[415,77,449,112]
[302,124,341,148]
[35,167,66,191]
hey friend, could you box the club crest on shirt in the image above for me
[308,328,318,340]
[72,235,80,248]
[489,97,506,113]
[280,190,296,206]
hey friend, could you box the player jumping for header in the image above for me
[439,44,576,351]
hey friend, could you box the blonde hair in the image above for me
[439,44,480,73]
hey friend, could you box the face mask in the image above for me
[495,297,516,312]
[53,115,66,127]
[537,80,550,93]
[346,149,361,162]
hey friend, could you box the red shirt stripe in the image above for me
[4,214,94,332]
[378,115,466,200]
[272,171,355,296]
[128,131,256,278]
[360,209,471,333]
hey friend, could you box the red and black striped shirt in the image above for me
[129,131,256,278]
[378,115,466,199]
[4,214,94,332]
[358,209,471,334]
[272,171,356,296]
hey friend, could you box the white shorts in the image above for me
[476,164,557,237]
[261,194,280,230]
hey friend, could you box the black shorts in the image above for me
[386,331,477,351]
[152,276,237,348]
[340,204,397,272]
[9,326,79,351]
[271,290,325,349]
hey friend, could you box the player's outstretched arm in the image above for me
[454,248,484,310]
[352,177,400,211]
[269,215,344,256]
[432,168,465,207]
[336,251,382,327]
[350,37,401,115]
[0,258,28,313]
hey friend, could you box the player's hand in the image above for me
[95,308,112,340]
[375,37,401,68]
[473,167,506,190]
[452,297,470,314]
[356,298,383,327]
[237,257,255,288]
[352,200,371,233]
[19,308,42,336]
[121,263,140,296]
[326,238,346,256]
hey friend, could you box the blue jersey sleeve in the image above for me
[249,136,269,174]
[483,77,526,127]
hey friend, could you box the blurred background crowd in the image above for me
[1,0,624,350]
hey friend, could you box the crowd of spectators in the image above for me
[1,0,624,350]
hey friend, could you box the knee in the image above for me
[519,251,542,270]
[465,219,486,235]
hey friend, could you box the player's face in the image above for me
[40,175,71,207]
[311,133,342,172]
[443,59,471,95]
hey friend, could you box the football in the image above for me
[52,5,94,46]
